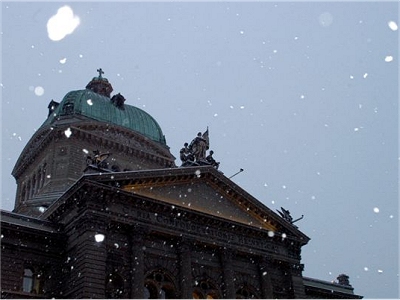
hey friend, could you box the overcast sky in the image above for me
[1,1,399,298]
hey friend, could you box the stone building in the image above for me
[1,70,362,299]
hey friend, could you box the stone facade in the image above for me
[1,167,362,299]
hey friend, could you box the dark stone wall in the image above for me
[0,222,65,298]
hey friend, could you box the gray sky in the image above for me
[1,1,398,298]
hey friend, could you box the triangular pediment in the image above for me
[108,166,309,243]
[122,179,276,231]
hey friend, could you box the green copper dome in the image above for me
[43,88,167,145]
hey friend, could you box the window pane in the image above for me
[22,269,33,292]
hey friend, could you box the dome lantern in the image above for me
[85,68,113,97]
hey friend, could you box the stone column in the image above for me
[258,257,274,299]
[220,249,236,299]
[130,226,145,299]
[179,239,193,298]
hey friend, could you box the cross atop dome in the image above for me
[97,68,104,78]
[86,68,113,97]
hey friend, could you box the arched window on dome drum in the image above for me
[20,183,26,204]
[26,181,31,201]
[36,168,41,193]
[31,175,36,198]
[41,163,47,188]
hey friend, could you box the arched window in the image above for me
[31,175,36,197]
[26,181,31,200]
[144,270,177,299]
[22,268,34,292]
[41,163,47,188]
[192,279,221,299]
[20,184,26,204]
[236,285,259,299]
[22,267,43,294]
[35,168,42,193]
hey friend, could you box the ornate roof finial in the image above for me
[97,68,104,78]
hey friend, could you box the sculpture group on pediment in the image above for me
[180,129,220,169]
[86,150,112,169]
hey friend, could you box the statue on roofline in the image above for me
[276,207,304,225]
[180,128,219,169]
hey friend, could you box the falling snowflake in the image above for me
[373,207,380,213]
[47,6,80,41]
[64,128,72,138]
[34,86,45,96]
[319,12,334,27]
[388,21,398,31]
[384,56,393,62]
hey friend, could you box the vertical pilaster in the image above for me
[220,249,236,299]
[68,217,107,298]
[258,257,274,299]
[130,226,145,299]
[179,239,193,298]
[290,263,306,299]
